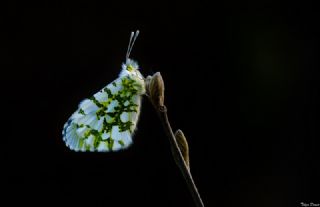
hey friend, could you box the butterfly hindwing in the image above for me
[63,76,143,152]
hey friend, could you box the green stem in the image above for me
[156,105,204,207]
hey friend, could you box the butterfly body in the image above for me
[63,57,145,152]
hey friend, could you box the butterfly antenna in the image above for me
[126,31,135,61]
[126,30,140,61]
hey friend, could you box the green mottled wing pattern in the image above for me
[63,76,144,152]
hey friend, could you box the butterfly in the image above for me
[62,30,146,152]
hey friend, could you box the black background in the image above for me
[2,0,320,206]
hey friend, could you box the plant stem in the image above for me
[156,105,205,207]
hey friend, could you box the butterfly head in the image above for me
[124,58,139,71]
[124,30,140,70]
[119,30,144,81]
[120,58,144,80]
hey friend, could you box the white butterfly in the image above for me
[62,30,146,152]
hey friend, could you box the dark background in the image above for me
[2,0,320,206]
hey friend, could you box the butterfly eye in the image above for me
[127,65,134,71]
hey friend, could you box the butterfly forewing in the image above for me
[63,75,143,152]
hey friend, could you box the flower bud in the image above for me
[175,129,190,169]
[145,72,165,108]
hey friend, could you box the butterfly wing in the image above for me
[63,76,143,152]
